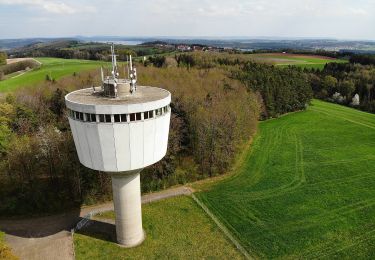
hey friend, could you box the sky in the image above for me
[0,0,374,40]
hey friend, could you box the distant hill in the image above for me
[0,38,75,51]
[1,36,375,53]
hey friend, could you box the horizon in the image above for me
[0,0,374,40]
[1,35,375,42]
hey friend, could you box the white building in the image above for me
[65,46,171,247]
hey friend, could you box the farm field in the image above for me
[74,196,243,259]
[249,53,347,69]
[197,100,375,259]
[0,58,105,92]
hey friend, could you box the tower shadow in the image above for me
[0,208,81,238]
[75,218,117,243]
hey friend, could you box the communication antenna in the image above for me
[110,43,119,97]
[129,55,133,71]
[126,55,130,79]
[110,43,118,81]
[129,55,137,93]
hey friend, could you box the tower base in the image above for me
[111,170,144,247]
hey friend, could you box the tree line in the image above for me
[309,59,375,113]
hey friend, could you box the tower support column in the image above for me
[111,170,144,247]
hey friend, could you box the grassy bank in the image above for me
[74,196,243,259]
[197,100,375,258]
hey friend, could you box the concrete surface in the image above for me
[111,172,144,247]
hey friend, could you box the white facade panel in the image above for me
[129,122,144,170]
[69,118,83,163]
[113,124,131,171]
[85,123,104,170]
[154,116,165,162]
[143,119,155,167]
[74,121,93,168]
[97,124,117,172]
[161,112,171,156]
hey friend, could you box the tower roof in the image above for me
[66,85,170,106]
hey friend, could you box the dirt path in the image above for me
[0,186,193,260]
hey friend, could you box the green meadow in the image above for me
[249,53,347,70]
[197,100,375,259]
[0,58,105,92]
[74,196,243,259]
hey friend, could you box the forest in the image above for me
[310,56,375,113]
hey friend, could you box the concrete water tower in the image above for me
[65,45,171,247]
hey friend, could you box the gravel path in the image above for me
[0,186,193,260]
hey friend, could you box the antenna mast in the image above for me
[110,43,119,97]
[129,55,137,93]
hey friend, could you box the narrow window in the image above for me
[85,113,90,122]
[144,111,149,120]
[99,114,105,122]
[121,114,127,122]
[91,114,96,122]
[105,114,111,123]
[130,113,136,122]
[114,114,121,123]
[79,112,84,121]
[155,109,160,116]
[149,110,154,118]
[136,113,142,121]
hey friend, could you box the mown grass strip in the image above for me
[191,194,253,259]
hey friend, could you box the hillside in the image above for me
[0,58,105,92]
[197,100,375,258]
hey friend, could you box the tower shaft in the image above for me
[111,171,144,247]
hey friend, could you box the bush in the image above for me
[0,52,6,66]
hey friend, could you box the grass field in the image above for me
[74,196,243,259]
[197,100,375,259]
[249,53,347,70]
[0,58,105,92]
